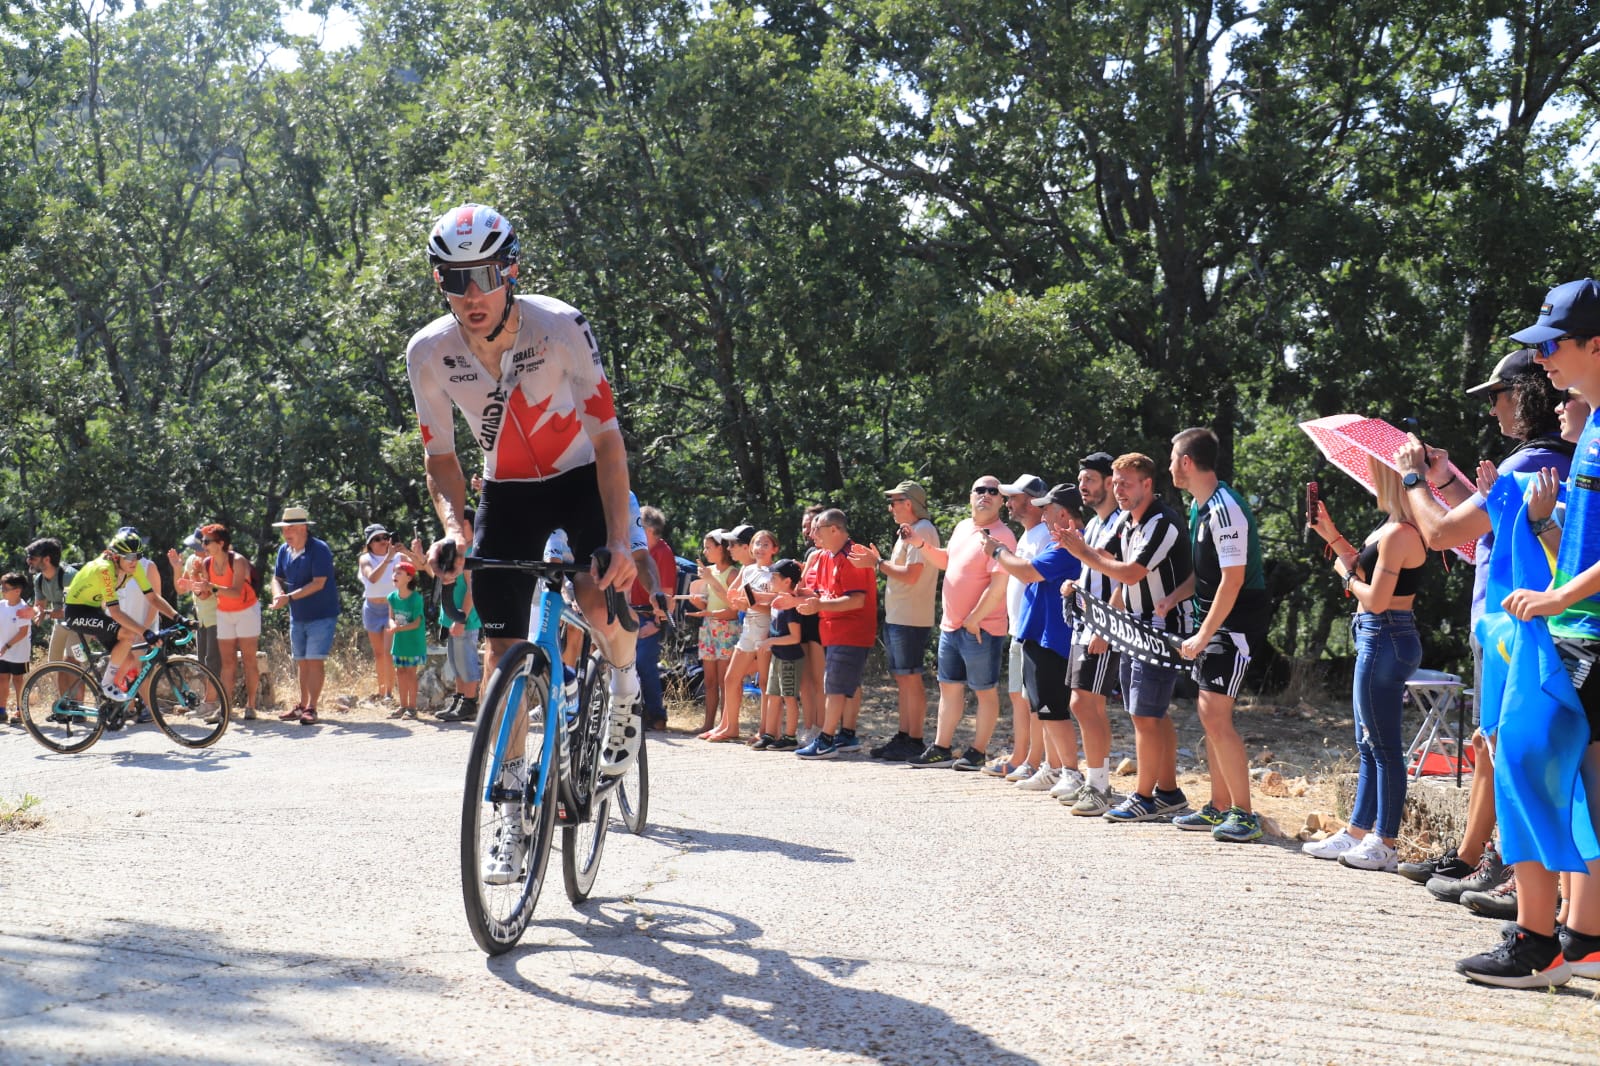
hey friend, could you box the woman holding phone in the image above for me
[1306,456,1428,872]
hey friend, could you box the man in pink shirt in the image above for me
[906,476,1017,769]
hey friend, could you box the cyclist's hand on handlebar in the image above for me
[428,536,465,580]
[143,629,158,645]
[592,540,637,592]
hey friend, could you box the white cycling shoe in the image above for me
[600,671,642,777]
[481,812,529,886]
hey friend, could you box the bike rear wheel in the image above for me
[460,642,559,955]
[149,656,230,748]
[615,727,649,834]
[563,652,613,902]
[19,663,106,754]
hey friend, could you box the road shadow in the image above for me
[0,919,448,1064]
[636,823,851,864]
[489,899,1040,1065]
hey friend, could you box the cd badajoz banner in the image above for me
[1069,591,1189,671]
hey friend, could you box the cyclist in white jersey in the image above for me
[408,204,641,807]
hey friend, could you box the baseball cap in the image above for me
[882,480,928,510]
[1509,278,1600,345]
[1464,349,1538,394]
[1079,451,1115,476]
[394,559,416,576]
[726,524,756,544]
[1031,483,1085,515]
[182,527,204,551]
[1000,474,1048,498]
[771,558,803,584]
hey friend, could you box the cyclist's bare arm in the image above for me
[425,451,472,576]
[589,429,637,593]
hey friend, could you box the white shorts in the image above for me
[735,612,771,655]
[216,603,262,641]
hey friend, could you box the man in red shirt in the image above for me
[790,508,877,759]
[631,505,678,731]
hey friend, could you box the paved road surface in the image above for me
[2,719,1597,1064]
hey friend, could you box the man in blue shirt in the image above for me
[269,505,341,725]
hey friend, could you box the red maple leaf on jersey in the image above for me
[419,418,434,447]
[497,389,580,479]
[583,379,617,424]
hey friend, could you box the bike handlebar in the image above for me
[466,549,638,634]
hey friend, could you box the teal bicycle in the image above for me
[458,550,641,954]
[18,619,229,753]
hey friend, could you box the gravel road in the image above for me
[2,718,1597,1064]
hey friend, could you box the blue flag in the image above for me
[1476,472,1599,870]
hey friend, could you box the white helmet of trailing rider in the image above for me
[426,203,521,340]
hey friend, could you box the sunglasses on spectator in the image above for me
[201,538,219,545]
[1486,386,1512,402]
[437,263,512,296]
[971,486,1001,496]
[370,535,391,543]
[1533,335,1577,359]
[887,496,909,503]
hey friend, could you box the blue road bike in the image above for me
[458,550,641,954]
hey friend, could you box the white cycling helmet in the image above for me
[426,203,519,267]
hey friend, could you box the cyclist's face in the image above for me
[443,261,517,337]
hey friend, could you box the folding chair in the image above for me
[1405,668,1472,780]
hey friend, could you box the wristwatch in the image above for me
[1401,471,1425,490]
[991,542,1005,559]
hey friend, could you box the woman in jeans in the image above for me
[1307,456,1428,872]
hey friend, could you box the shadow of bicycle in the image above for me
[487,899,1040,1064]
[634,823,851,864]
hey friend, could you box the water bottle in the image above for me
[117,659,139,691]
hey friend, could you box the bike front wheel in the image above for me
[460,642,559,955]
[18,663,106,754]
[148,656,230,749]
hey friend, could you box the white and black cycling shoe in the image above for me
[601,685,643,777]
[481,813,528,886]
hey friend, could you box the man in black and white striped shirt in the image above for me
[1055,451,1122,816]
[1060,452,1193,823]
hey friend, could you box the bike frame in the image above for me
[482,577,614,825]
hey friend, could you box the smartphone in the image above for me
[1305,481,1320,528]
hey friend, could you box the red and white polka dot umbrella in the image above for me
[1299,414,1477,563]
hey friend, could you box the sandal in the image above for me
[299,708,318,726]
[279,705,305,722]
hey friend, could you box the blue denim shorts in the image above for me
[447,630,482,684]
[362,600,390,634]
[290,615,337,661]
[884,623,932,675]
[1118,655,1181,719]
[936,628,1005,691]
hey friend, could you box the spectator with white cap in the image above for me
[358,522,400,705]
[268,505,340,726]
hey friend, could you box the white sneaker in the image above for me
[1004,762,1035,782]
[1302,827,1361,860]
[1338,835,1399,872]
[481,808,529,886]
[1049,767,1086,800]
[1016,766,1061,792]
[600,692,642,777]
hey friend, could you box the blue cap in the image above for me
[1510,278,1600,344]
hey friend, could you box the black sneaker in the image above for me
[1560,924,1600,979]
[435,695,471,722]
[767,734,799,752]
[906,744,955,768]
[951,747,987,772]
[1427,845,1505,903]
[870,731,912,759]
[1455,928,1571,989]
[1462,869,1519,920]
[750,733,776,751]
[1399,845,1472,885]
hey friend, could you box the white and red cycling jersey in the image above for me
[406,294,619,482]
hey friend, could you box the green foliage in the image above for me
[3,0,1599,677]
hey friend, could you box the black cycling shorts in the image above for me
[1022,640,1073,722]
[64,604,121,648]
[472,463,608,640]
